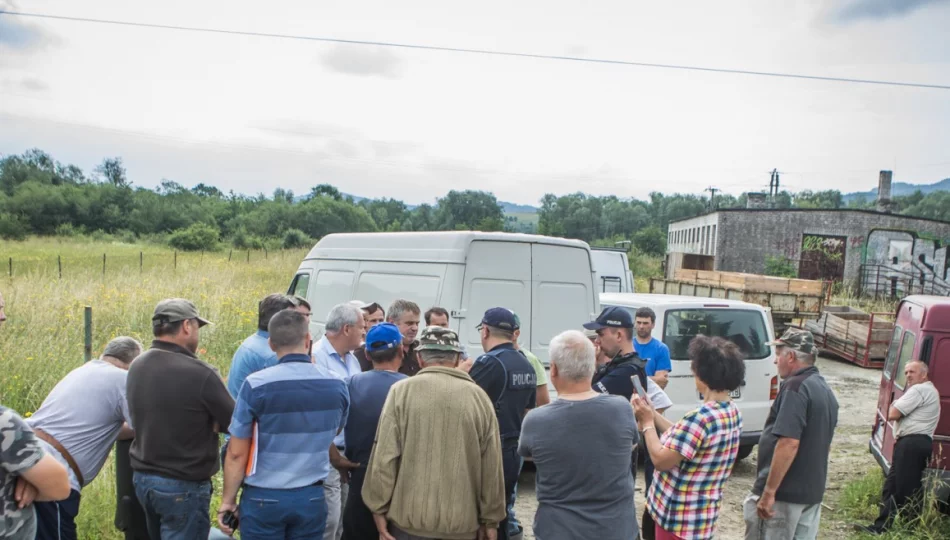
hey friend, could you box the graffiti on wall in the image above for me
[864,229,950,296]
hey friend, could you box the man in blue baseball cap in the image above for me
[337,323,407,540]
[471,307,537,540]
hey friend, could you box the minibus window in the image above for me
[289,272,311,298]
[894,331,917,390]
[882,326,903,380]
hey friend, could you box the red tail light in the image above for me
[770,376,779,400]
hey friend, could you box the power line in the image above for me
[2,9,949,91]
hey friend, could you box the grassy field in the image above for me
[1,237,305,539]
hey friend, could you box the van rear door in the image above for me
[660,307,775,435]
[458,241,532,353]
[926,333,950,470]
[530,243,597,364]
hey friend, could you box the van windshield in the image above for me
[662,309,770,360]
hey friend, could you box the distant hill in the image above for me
[843,178,950,203]
[500,201,539,214]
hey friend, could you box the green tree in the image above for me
[95,157,129,187]
[435,190,504,230]
[633,227,667,256]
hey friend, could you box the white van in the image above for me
[591,248,634,293]
[289,232,600,363]
[600,293,778,460]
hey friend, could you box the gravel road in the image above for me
[512,354,882,539]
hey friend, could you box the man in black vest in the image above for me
[470,307,537,540]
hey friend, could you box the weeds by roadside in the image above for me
[839,468,950,539]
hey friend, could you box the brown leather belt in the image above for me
[33,428,85,487]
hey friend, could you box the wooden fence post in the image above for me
[140,251,143,274]
[58,255,62,279]
[102,253,107,276]
[228,250,233,262]
[84,306,93,362]
[174,251,178,271]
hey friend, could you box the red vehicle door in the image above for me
[927,333,950,470]
[874,301,923,465]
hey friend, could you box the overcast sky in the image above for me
[1,0,949,206]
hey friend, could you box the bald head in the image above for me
[904,360,929,388]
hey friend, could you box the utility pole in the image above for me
[768,169,781,207]
[705,186,720,210]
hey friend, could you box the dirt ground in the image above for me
[512,354,883,539]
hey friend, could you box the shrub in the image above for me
[764,255,797,278]
[55,223,81,237]
[0,214,29,240]
[168,223,220,251]
[282,228,311,249]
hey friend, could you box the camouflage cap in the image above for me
[417,326,463,353]
[767,328,815,355]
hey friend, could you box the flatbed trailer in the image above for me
[650,270,831,331]
[804,307,895,369]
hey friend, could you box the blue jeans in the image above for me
[240,484,328,539]
[133,472,212,540]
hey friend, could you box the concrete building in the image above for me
[665,171,950,295]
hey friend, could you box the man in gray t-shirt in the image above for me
[518,330,640,540]
[745,329,838,540]
[26,337,142,540]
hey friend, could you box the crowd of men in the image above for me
[0,286,943,540]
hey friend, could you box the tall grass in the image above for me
[840,468,950,539]
[0,238,306,539]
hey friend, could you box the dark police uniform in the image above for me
[592,350,648,401]
[585,306,651,538]
[470,342,536,540]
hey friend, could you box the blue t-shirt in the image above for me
[633,338,672,376]
[344,370,408,467]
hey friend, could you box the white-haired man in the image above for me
[519,330,640,540]
[313,302,365,540]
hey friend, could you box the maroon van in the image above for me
[869,295,950,505]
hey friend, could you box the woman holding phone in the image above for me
[632,336,745,540]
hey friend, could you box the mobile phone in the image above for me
[630,376,648,399]
[222,510,239,531]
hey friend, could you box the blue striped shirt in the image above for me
[229,353,349,489]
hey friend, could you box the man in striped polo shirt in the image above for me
[218,309,350,538]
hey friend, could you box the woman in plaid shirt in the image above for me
[632,336,745,540]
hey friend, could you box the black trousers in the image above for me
[499,444,520,540]
[342,468,377,540]
[34,489,81,540]
[873,434,933,531]
[641,452,655,540]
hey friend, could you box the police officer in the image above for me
[469,307,537,540]
[584,306,650,536]
[584,306,649,401]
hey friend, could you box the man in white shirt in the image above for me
[857,360,941,534]
[313,303,365,540]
